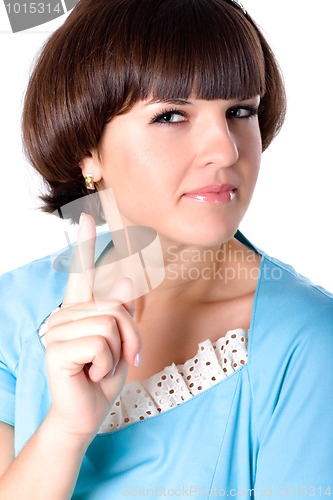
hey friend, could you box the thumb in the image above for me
[109,277,135,317]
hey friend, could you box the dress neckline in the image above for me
[98,327,249,434]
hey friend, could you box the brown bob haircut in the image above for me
[22,0,286,224]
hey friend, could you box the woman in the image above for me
[0,0,332,498]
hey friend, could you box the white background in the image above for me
[0,0,332,291]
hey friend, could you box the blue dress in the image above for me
[0,230,332,499]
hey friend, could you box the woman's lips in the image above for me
[182,184,237,204]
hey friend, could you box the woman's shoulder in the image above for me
[236,230,333,319]
[0,252,68,304]
[258,250,333,323]
[249,247,333,372]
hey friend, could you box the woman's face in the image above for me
[94,95,262,246]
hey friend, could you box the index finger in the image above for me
[62,212,97,307]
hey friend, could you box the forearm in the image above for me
[0,411,93,500]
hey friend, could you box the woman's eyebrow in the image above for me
[144,98,192,106]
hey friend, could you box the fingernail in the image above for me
[79,212,87,227]
[134,352,142,367]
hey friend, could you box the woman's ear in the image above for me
[79,150,103,183]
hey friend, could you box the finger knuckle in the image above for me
[99,315,118,334]
[93,346,114,373]
[100,355,114,374]
[93,335,107,353]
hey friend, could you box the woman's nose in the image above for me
[194,118,239,168]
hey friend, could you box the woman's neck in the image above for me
[134,234,261,310]
[94,226,261,312]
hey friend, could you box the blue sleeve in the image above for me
[254,308,333,497]
[0,353,16,426]
[0,254,69,430]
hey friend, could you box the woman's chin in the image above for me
[158,225,240,248]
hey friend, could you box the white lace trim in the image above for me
[99,328,248,433]
[38,312,248,434]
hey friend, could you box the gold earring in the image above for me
[85,174,95,190]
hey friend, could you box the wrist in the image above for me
[42,408,95,454]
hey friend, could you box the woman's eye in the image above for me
[152,110,187,125]
[227,106,259,119]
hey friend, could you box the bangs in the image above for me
[115,0,266,107]
[22,0,286,222]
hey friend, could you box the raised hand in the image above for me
[45,213,142,442]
